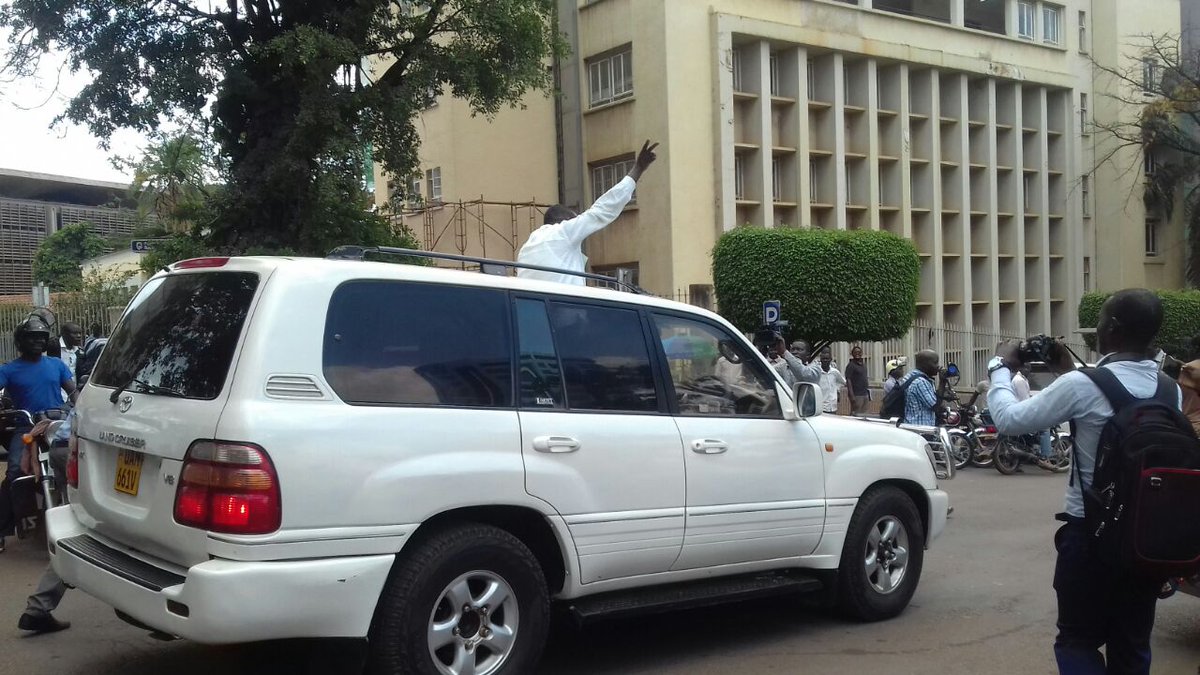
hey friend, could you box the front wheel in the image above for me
[970,436,995,468]
[947,433,972,470]
[368,524,549,675]
[837,486,925,621]
[1051,436,1073,473]
[993,438,1022,475]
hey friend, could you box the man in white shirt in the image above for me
[57,322,83,376]
[987,289,1178,675]
[1012,367,1053,467]
[817,347,846,413]
[517,141,658,285]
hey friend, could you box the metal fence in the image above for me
[0,298,131,363]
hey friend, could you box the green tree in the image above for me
[31,223,108,292]
[1079,289,1200,360]
[117,131,215,231]
[1,1,565,256]
[712,228,921,342]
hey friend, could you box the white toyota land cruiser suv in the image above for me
[47,250,952,675]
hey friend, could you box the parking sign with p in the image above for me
[762,300,781,326]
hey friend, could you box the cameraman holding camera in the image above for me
[986,289,1178,675]
[753,329,820,387]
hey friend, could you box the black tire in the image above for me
[993,438,1021,475]
[970,438,995,468]
[836,486,925,621]
[368,523,550,675]
[947,434,972,470]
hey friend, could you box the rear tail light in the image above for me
[173,441,281,535]
[66,427,80,489]
[984,426,997,434]
[172,257,229,270]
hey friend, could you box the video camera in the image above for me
[1016,334,1060,364]
[753,321,790,358]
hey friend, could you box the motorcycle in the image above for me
[993,425,1072,475]
[1,406,67,540]
[937,368,992,470]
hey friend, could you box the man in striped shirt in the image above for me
[901,350,941,426]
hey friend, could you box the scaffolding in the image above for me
[394,198,554,269]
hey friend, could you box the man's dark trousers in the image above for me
[1053,520,1160,675]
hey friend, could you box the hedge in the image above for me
[1078,290,1200,360]
[712,227,920,342]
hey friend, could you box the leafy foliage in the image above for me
[31,223,108,292]
[1079,290,1200,359]
[2,0,565,254]
[712,228,921,342]
[115,131,215,230]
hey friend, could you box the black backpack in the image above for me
[879,373,920,422]
[1077,367,1200,579]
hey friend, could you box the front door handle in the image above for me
[532,435,581,453]
[691,439,729,454]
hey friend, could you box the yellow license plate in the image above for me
[114,450,144,496]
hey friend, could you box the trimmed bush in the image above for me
[1078,290,1200,359]
[712,227,920,341]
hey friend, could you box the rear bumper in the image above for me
[926,489,950,546]
[47,506,395,643]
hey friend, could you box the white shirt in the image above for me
[59,338,79,374]
[988,357,1181,518]
[818,364,846,413]
[1012,371,1031,401]
[517,176,637,285]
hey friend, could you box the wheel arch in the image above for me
[864,479,930,547]
[402,505,569,594]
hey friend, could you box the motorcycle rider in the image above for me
[2,316,76,487]
[1013,366,1056,470]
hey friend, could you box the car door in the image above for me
[649,312,826,571]
[516,297,686,584]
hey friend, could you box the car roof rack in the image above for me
[326,245,649,295]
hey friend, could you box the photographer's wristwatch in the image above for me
[987,357,1009,376]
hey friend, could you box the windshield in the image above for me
[91,272,260,400]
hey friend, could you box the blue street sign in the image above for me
[762,300,781,325]
[130,240,156,253]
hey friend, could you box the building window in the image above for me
[588,46,633,108]
[1144,149,1157,177]
[731,49,742,92]
[1078,10,1088,53]
[1081,175,1090,217]
[1083,256,1091,291]
[1017,1,1036,39]
[1142,57,1158,95]
[1145,219,1159,256]
[806,58,816,99]
[772,158,783,201]
[591,157,636,203]
[734,155,746,201]
[769,54,780,96]
[425,167,442,203]
[809,159,819,203]
[874,0,952,24]
[1042,5,1062,45]
[964,0,1006,35]
[1079,92,1088,131]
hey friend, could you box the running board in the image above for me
[564,571,824,624]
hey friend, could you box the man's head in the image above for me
[14,315,51,359]
[544,205,577,226]
[915,349,940,377]
[790,340,811,361]
[851,345,863,361]
[819,347,832,370]
[886,359,906,379]
[1096,289,1163,356]
[61,321,83,349]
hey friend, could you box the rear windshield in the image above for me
[91,272,260,400]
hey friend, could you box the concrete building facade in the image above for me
[377,0,1183,375]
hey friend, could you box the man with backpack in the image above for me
[987,289,1199,675]
[878,350,939,425]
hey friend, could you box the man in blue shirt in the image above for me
[901,349,941,426]
[1,315,76,486]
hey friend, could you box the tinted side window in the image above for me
[652,314,781,418]
[549,302,658,413]
[323,281,512,407]
[515,299,565,409]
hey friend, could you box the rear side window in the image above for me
[92,272,259,400]
[548,302,658,412]
[323,281,513,407]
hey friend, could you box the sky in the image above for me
[2,53,150,184]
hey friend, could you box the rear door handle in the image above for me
[532,436,581,453]
[691,439,729,454]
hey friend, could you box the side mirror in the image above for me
[791,381,821,418]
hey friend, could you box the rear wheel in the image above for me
[993,438,1022,475]
[368,524,549,675]
[1051,436,1073,472]
[970,437,995,468]
[837,486,925,621]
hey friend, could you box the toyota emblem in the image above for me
[119,395,133,413]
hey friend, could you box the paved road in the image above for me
[2,469,1198,674]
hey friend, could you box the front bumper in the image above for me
[47,505,395,643]
[927,489,950,545]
